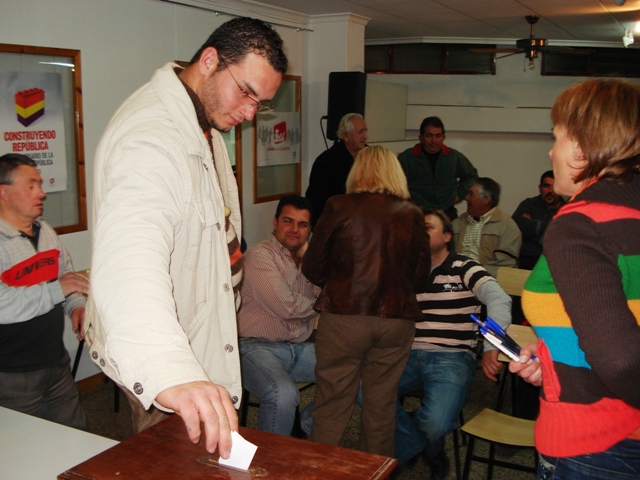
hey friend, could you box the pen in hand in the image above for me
[471,314,537,363]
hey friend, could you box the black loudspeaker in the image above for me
[326,72,367,140]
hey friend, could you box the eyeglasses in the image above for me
[219,57,274,113]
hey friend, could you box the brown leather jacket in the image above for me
[302,192,430,321]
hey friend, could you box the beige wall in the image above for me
[366,54,639,214]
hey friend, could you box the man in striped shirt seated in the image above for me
[394,208,511,479]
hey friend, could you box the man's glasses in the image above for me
[219,57,274,113]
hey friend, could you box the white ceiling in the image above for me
[250,0,640,47]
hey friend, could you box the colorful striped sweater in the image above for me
[522,175,640,458]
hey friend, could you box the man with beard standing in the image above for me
[86,17,288,457]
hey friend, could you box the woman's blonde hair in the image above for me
[346,145,410,199]
[551,79,640,183]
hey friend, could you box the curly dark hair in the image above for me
[190,17,288,74]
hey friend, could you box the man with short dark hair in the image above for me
[512,170,565,270]
[398,116,477,220]
[452,177,521,277]
[0,153,89,429]
[237,195,320,437]
[306,113,368,226]
[394,208,511,479]
[87,17,288,455]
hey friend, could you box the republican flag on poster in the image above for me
[0,71,68,193]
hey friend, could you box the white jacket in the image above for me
[85,63,242,410]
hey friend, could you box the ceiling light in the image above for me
[613,0,626,5]
[623,29,634,47]
[636,21,640,33]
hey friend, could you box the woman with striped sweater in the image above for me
[510,79,640,479]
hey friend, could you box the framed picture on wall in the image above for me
[0,43,87,234]
[253,75,301,203]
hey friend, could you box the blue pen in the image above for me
[472,315,519,348]
[482,328,521,362]
[473,315,522,352]
[485,317,506,336]
[471,314,536,362]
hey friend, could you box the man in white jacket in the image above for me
[86,18,287,457]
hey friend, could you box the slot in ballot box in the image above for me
[58,413,397,479]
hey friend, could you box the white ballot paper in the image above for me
[218,431,258,471]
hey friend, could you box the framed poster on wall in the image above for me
[0,43,87,234]
[253,75,301,203]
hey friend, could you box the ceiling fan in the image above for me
[470,15,586,60]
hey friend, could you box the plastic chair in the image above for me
[461,408,536,480]
[495,267,531,296]
[461,325,538,479]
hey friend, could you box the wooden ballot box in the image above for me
[58,413,397,479]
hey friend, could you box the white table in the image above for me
[0,406,118,479]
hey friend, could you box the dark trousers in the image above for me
[0,352,87,430]
[309,312,414,457]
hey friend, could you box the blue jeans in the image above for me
[394,349,476,464]
[239,339,315,436]
[538,439,640,480]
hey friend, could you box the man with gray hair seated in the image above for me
[305,113,368,226]
[452,177,522,278]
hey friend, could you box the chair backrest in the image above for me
[506,324,537,348]
[497,324,538,363]
[496,267,531,297]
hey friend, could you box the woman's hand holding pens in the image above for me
[509,342,542,387]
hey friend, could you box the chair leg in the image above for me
[488,441,496,480]
[458,410,467,446]
[290,405,306,438]
[71,339,85,379]
[452,429,462,480]
[239,388,250,427]
[510,370,517,415]
[495,368,510,412]
[462,436,475,480]
[113,380,120,413]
